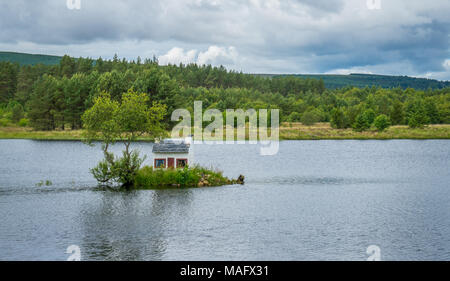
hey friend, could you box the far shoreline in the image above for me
[1,123,450,141]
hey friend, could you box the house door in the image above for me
[168,158,175,168]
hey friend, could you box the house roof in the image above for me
[152,140,190,154]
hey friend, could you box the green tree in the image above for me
[96,71,129,100]
[133,68,178,122]
[27,75,61,130]
[406,99,430,128]
[59,55,76,78]
[287,112,302,122]
[82,92,119,150]
[76,57,94,73]
[346,105,362,126]
[301,110,321,126]
[63,73,90,129]
[363,108,376,125]
[390,100,404,125]
[374,114,391,132]
[330,108,349,129]
[424,99,440,124]
[10,102,24,123]
[51,80,66,130]
[82,90,167,188]
[15,66,37,105]
[0,62,18,104]
[353,113,370,132]
[408,111,430,128]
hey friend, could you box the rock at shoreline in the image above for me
[237,175,245,185]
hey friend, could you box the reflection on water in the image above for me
[255,176,399,186]
[0,140,449,261]
[80,190,193,261]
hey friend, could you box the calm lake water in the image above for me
[0,139,449,261]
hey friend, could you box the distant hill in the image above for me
[0,51,62,65]
[266,73,450,90]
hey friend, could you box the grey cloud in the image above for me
[0,0,448,79]
[294,0,345,12]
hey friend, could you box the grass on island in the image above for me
[1,123,450,141]
[134,165,241,189]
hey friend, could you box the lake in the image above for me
[0,139,449,261]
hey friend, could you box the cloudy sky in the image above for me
[0,0,449,80]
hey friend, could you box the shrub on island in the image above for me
[134,165,244,189]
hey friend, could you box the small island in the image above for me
[135,138,244,189]
[82,91,244,190]
[135,165,244,189]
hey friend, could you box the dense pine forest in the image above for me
[3,52,449,90]
[1,54,450,132]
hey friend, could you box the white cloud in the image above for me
[326,68,373,75]
[158,45,239,67]
[420,59,450,81]
[444,59,450,70]
[158,47,197,65]
[197,46,238,65]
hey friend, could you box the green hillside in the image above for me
[0,52,62,66]
[270,73,450,90]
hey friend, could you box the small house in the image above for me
[152,138,192,169]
